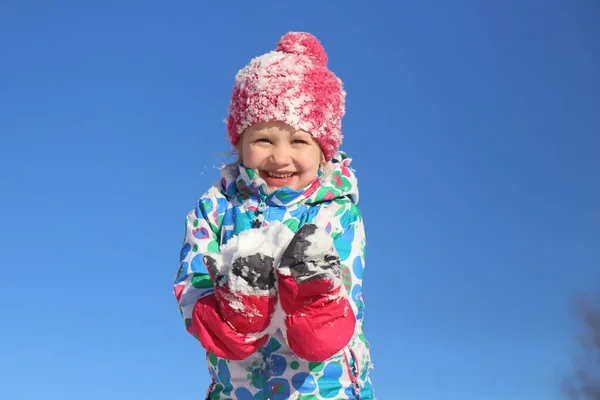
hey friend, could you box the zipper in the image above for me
[253,195,268,228]
[205,378,217,400]
[264,352,272,399]
[343,347,361,399]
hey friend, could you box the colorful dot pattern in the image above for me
[175,153,374,399]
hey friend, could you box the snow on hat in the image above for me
[225,32,346,161]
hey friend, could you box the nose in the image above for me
[270,144,292,166]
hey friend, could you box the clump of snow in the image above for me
[275,225,343,288]
[205,221,295,297]
[263,221,295,266]
[219,225,274,260]
[277,266,292,276]
[301,228,334,258]
[204,221,350,339]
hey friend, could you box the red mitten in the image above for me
[277,224,356,362]
[191,294,269,360]
[203,252,276,334]
[190,229,277,360]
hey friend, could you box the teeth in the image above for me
[267,172,293,178]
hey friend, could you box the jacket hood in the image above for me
[218,152,359,207]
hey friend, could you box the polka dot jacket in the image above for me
[174,152,375,399]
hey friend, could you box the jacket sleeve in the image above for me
[173,185,224,334]
[174,186,270,360]
[276,203,366,361]
[326,203,367,324]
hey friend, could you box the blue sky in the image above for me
[1,1,599,399]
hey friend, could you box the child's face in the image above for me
[239,122,323,193]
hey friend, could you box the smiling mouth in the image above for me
[265,171,296,178]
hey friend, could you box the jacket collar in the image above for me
[218,152,359,207]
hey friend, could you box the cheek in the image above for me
[241,146,262,169]
[298,151,321,175]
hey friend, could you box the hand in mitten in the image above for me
[191,229,276,360]
[203,250,276,334]
[277,224,356,362]
[192,294,269,360]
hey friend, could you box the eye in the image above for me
[255,138,271,144]
[292,139,308,145]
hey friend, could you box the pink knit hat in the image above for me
[225,32,346,161]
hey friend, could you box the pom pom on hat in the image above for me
[225,32,346,161]
[275,32,328,66]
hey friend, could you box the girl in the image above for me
[174,32,375,400]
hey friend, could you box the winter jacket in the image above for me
[174,152,374,400]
